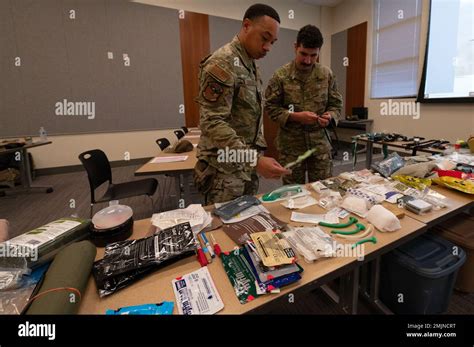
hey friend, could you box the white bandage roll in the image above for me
[367,205,401,232]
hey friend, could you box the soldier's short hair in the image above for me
[243,3,280,24]
[297,25,324,49]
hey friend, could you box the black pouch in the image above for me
[193,160,216,195]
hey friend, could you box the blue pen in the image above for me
[201,232,215,258]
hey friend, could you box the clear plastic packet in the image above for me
[0,263,49,314]
[371,153,405,177]
[421,188,451,209]
[0,257,30,291]
[283,227,339,263]
[0,280,36,314]
[318,191,342,210]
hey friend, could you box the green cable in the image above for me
[352,236,377,249]
[331,223,365,235]
[319,216,358,228]
[383,144,389,159]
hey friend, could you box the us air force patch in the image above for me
[203,82,223,102]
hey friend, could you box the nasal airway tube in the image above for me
[334,224,374,240]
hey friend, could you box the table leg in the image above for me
[360,258,393,314]
[365,141,373,169]
[340,267,359,315]
[1,148,53,195]
[182,172,193,205]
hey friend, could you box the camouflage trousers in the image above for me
[279,152,332,185]
[205,171,259,205]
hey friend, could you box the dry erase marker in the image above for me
[201,232,215,258]
[195,241,208,267]
[199,234,212,263]
[210,233,222,257]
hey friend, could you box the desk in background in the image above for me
[135,137,198,204]
[0,141,53,196]
[356,136,446,168]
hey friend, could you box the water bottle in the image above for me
[39,127,47,142]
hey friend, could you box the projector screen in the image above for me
[418,0,474,103]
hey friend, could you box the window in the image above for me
[371,0,422,98]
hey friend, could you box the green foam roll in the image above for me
[25,240,96,315]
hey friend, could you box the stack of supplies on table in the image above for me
[217,229,302,304]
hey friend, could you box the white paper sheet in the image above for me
[150,156,188,164]
[172,266,224,315]
[290,212,339,224]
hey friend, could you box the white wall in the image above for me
[29,129,175,169]
[330,0,474,142]
[31,0,326,169]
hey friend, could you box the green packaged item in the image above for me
[2,218,91,270]
[220,247,264,304]
[262,185,302,202]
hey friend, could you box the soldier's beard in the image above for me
[296,63,313,71]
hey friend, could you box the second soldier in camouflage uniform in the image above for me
[265,25,343,185]
[194,4,289,204]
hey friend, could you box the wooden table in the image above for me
[79,190,427,315]
[401,185,474,227]
[0,141,53,196]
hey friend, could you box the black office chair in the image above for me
[156,138,171,151]
[174,129,185,139]
[181,126,189,134]
[79,149,158,217]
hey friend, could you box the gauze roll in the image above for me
[341,196,369,217]
[367,205,401,232]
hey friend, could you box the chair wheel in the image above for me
[46,188,54,193]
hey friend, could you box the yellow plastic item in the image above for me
[392,175,431,191]
[433,176,474,194]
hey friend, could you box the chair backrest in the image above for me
[181,126,189,133]
[174,129,185,139]
[78,149,112,203]
[156,138,171,151]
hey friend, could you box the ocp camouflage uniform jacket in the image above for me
[264,61,343,156]
[195,36,266,181]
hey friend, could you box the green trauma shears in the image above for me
[262,185,302,202]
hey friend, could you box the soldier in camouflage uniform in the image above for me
[194,4,290,204]
[265,25,343,185]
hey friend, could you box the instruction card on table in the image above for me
[172,266,224,315]
[150,155,188,164]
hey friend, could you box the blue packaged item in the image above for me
[106,301,174,315]
[242,246,302,291]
